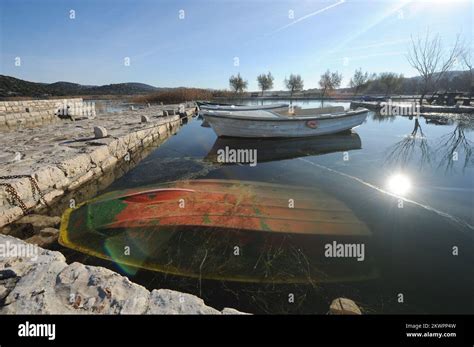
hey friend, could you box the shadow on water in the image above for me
[54,107,474,314]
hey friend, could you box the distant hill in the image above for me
[0,75,162,97]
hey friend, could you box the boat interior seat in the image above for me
[276,106,345,117]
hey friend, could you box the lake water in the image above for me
[67,100,474,314]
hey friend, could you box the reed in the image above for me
[131,88,235,104]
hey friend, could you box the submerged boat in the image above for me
[197,101,288,112]
[205,132,362,164]
[59,180,375,284]
[203,106,369,138]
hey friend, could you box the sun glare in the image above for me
[387,174,412,196]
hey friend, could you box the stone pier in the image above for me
[0,100,194,228]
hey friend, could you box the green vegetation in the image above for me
[257,72,274,96]
[0,75,159,98]
[229,73,248,94]
[319,70,342,104]
[284,74,304,99]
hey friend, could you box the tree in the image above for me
[407,31,462,104]
[229,73,248,94]
[460,45,473,95]
[284,74,304,99]
[349,68,371,96]
[378,72,404,97]
[319,70,342,104]
[257,72,274,96]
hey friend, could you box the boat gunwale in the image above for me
[202,108,368,121]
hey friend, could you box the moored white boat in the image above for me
[197,101,288,113]
[202,106,369,138]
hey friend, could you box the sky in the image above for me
[0,0,472,90]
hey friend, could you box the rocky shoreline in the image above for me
[0,234,245,314]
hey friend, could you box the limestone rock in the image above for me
[0,235,247,315]
[93,126,108,139]
[55,262,150,314]
[14,214,60,229]
[146,289,220,314]
[24,227,59,248]
[222,307,250,315]
[329,297,362,315]
[39,227,59,237]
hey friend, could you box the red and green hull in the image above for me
[59,179,375,284]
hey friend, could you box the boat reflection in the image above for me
[205,132,362,164]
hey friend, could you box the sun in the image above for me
[387,173,412,197]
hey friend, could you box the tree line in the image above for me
[228,31,472,104]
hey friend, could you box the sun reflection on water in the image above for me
[387,173,412,197]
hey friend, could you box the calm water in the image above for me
[75,101,474,314]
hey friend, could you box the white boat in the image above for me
[197,101,288,112]
[202,106,369,138]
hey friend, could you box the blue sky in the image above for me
[0,0,471,90]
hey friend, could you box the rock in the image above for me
[0,269,17,280]
[55,262,150,314]
[0,285,8,300]
[13,152,22,162]
[39,227,59,237]
[93,126,108,139]
[222,307,250,315]
[58,154,91,177]
[329,297,362,315]
[0,235,247,315]
[25,228,59,247]
[14,214,61,229]
[147,289,220,314]
[141,115,150,123]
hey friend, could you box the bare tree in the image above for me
[319,70,342,105]
[284,74,304,100]
[349,68,372,96]
[257,72,274,96]
[385,117,432,169]
[407,31,462,104]
[229,73,248,94]
[460,45,473,95]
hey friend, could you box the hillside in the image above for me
[0,75,161,97]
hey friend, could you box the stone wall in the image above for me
[0,98,95,128]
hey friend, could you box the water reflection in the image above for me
[205,132,362,164]
[435,121,473,173]
[386,173,412,197]
[384,115,473,173]
[385,116,431,170]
